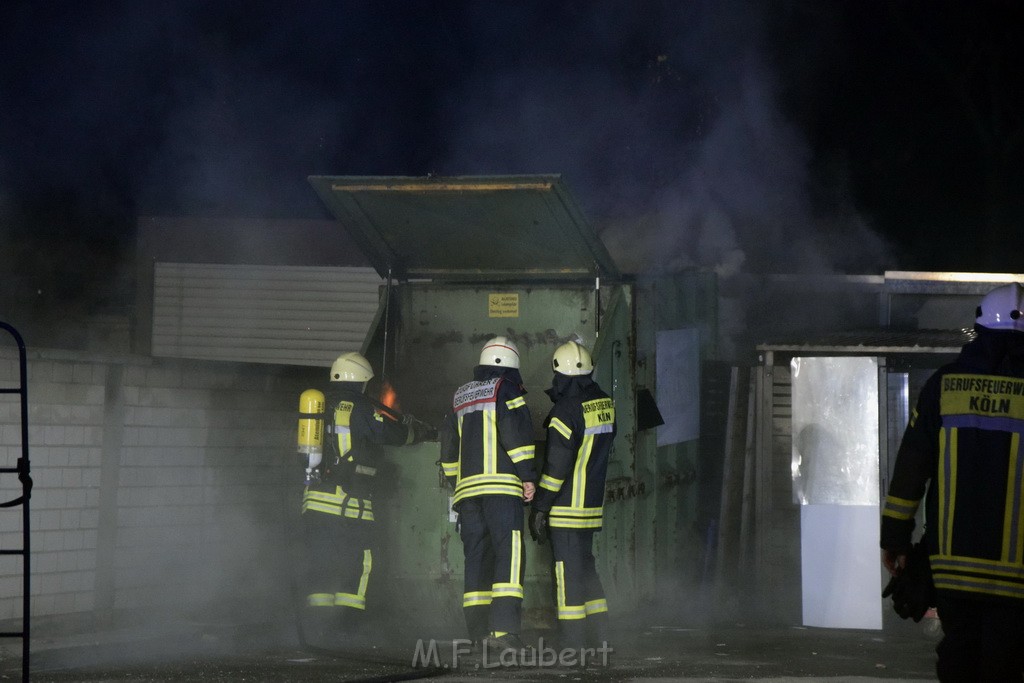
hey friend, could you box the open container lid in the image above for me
[308,174,620,281]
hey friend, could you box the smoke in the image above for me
[437,2,893,279]
[5,2,894,278]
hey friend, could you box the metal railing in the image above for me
[0,322,31,682]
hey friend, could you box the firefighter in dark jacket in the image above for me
[299,351,428,645]
[529,340,615,649]
[439,336,537,654]
[881,282,1024,682]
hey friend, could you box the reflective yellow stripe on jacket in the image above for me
[302,485,374,521]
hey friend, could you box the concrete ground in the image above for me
[0,614,940,682]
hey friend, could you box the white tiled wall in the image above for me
[0,347,317,626]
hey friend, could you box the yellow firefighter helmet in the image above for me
[330,352,374,382]
[552,340,593,376]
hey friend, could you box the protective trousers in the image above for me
[458,496,525,639]
[302,512,373,633]
[549,528,608,648]
[934,594,1024,682]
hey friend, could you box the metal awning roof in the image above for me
[308,174,620,281]
[756,328,975,355]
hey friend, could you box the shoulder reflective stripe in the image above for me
[506,395,527,410]
[550,417,572,440]
[909,407,919,428]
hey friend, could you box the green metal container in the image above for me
[309,175,716,635]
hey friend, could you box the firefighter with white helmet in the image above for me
[529,340,616,650]
[297,351,430,647]
[881,282,1024,679]
[439,335,537,656]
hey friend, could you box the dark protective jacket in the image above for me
[882,327,1024,601]
[302,383,412,521]
[439,365,537,506]
[533,373,616,530]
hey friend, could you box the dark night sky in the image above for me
[1,0,1023,312]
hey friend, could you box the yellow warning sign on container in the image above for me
[488,293,519,318]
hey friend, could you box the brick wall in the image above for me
[0,346,320,628]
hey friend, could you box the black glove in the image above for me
[403,414,438,443]
[881,540,935,622]
[413,420,438,443]
[528,508,549,545]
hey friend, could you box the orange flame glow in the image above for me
[379,381,400,420]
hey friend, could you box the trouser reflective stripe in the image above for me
[331,549,372,609]
[551,528,607,647]
[555,561,586,619]
[463,591,493,607]
[302,512,374,611]
[308,593,335,607]
[459,496,525,639]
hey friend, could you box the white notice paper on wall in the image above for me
[656,328,700,447]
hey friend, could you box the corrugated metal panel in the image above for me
[755,328,975,355]
[152,263,383,367]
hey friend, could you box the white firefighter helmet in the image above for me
[330,352,374,382]
[552,340,593,376]
[976,283,1024,332]
[479,336,520,368]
